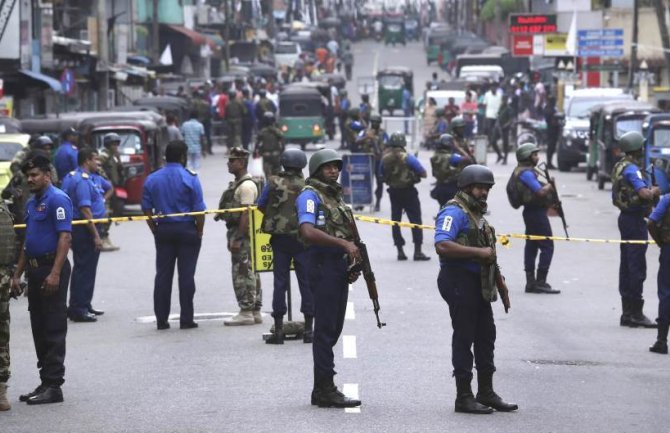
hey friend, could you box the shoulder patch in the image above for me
[71,145,77,150]
[306,199,315,214]
[69,171,76,176]
[186,168,197,176]
[56,207,66,221]
[81,172,89,179]
[441,215,454,232]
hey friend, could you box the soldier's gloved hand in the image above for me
[10,277,23,299]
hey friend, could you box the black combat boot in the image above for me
[19,383,46,402]
[534,269,561,294]
[524,271,537,293]
[620,298,633,326]
[476,373,518,412]
[265,316,285,345]
[26,386,63,405]
[311,373,361,408]
[413,244,431,261]
[454,377,493,414]
[397,246,408,261]
[303,315,314,344]
[626,299,657,328]
[374,198,380,212]
[649,321,669,354]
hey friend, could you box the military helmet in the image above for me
[32,135,54,149]
[61,126,78,139]
[457,164,495,189]
[388,132,407,148]
[227,147,250,160]
[280,148,307,170]
[361,94,370,102]
[437,133,454,150]
[263,111,276,121]
[435,107,445,117]
[450,116,465,129]
[258,89,267,97]
[370,113,382,124]
[309,148,343,176]
[340,89,348,97]
[228,90,237,98]
[348,107,360,117]
[516,142,539,162]
[619,131,644,153]
[103,132,121,147]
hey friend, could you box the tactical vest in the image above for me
[261,172,304,235]
[100,149,123,186]
[431,150,460,184]
[226,100,244,119]
[382,149,419,189]
[0,201,17,266]
[300,178,354,243]
[511,165,552,208]
[359,128,385,157]
[258,98,275,114]
[612,159,651,212]
[656,207,670,244]
[258,127,283,155]
[446,192,498,302]
[218,174,257,226]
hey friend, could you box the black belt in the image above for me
[27,253,56,268]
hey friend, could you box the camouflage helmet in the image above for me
[516,142,539,162]
[103,132,121,147]
[457,164,495,189]
[619,131,644,153]
[450,116,465,129]
[309,149,343,176]
[370,113,382,124]
[361,94,370,102]
[348,107,360,117]
[228,90,237,98]
[280,148,307,170]
[388,132,407,148]
[435,107,445,117]
[32,135,54,149]
[258,89,267,97]
[263,111,276,122]
[226,147,250,160]
[437,133,454,150]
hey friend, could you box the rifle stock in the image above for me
[540,163,569,238]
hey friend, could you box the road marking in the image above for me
[345,302,356,320]
[135,312,245,323]
[343,383,361,414]
[343,335,357,358]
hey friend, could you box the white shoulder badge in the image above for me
[636,170,643,179]
[442,215,453,232]
[306,199,315,214]
[56,207,66,220]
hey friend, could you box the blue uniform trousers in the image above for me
[270,234,313,318]
[431,181,458,208]
[309,249,349,378]
[438,266,496,381]
[153,222,201,324]
[69,225,101,317]
[388,186,423,246]
[523,206,554,272]
[618,212,648,301]
[657,245,670,324]
[27,259,71,386]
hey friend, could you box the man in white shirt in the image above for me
[483,83,504,162]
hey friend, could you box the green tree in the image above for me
[480,0,524,22]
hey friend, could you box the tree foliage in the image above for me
[480,0,525,22]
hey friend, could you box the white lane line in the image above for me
[343,335,357,359]
[135,312,238,323]
[345,302,356,320]
[349,283,353,292]
[343,383,361,414]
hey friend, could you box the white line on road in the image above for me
[343,335,357,359]
[343,383,361,414]
[135,312,240,323]
[345,302,356,320]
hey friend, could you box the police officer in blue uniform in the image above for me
[611,131,659,328]
[380,132,431,261]
[647,193,670,354]
[142,140,206,330]
[435,164,517,414]
[54,127,79,182]
[11,153,72,405]
[296,149,361,408]
[61,148,104,322]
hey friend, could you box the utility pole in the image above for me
[627,0,639,90]
[223,0,230,71]
[653,0,670,85]
[152,0,159,63]
[98,0,109,110]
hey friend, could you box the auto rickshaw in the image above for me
[0,117,22,133]
[644,114,670,193]
[425,31,449,65]
[132,96,191,122]
[384,17,406,46]
[278,83,326,150]
[377,67,413,116]
[20,116,82,145]
[405,18,420,41]
[591,101,660,190]
[314,73,347,91]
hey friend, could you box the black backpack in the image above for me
[506,173,523,210]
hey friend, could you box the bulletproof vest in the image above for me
[226,100,244,119]
[300,177,354,243]
[431,150,460,184]
[656,207,670,244]
[382,148,419,189]
[261,172,304,235]
[511,165,552,208]
[446,191,498,303]
[359,128,385,157]
[100,149,123,186]
[258,98,275,114]
[258,127,283,155]
[218,174,258,225]
[0,201,17,266]
[612,159,651,212]
[344,118,358,144]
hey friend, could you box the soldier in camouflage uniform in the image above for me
[258,149,313,344]
[217,147,261,326]
[380,133,431,261]
[256,112,285,179]
[225,91,247,148]
[0,198,16,410]
[430,134,473,207]
[355,113,388,211]
[344,108,365,151]
[98,133,125,252]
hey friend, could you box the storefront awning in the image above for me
[164,25,216,49]
[19,70,63,93]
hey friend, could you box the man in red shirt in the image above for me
[444,97,460,123]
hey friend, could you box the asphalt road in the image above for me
[3,40,669,433]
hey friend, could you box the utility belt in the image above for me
[27,252,56,269]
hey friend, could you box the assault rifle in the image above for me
[538,162,569,238]
[479,220,511,313]
[648,164,660,205]
[345,208,386,329]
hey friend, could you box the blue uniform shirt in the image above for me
[357,130,390,143]
[24,184,73,258]
[380,153,426,177]
[436,119,448,135]
[519,169,543,194]
[54,142,79,181]
[91,173,112,218]
[434,205,480,273]
[450,154,464,166]
[142,163,206,223]
[61,168,104,219]
[296,189,321,226]
[614,163,649,213]
[258,184,270,209]
[650,193,670,223]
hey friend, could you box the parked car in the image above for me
[274,41,302,68]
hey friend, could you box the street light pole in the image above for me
[223,0,230,72]
[627,0,639,90]
[98,0,109,110]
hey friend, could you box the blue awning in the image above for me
[19,69,63,93]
